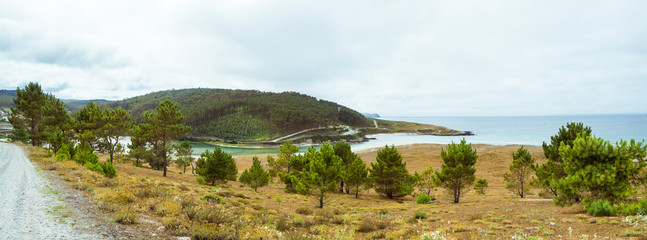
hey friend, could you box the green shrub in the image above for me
[586,199,616,216]
[101,162,117,178]
[200,193,225,204]
[84,161,104,175]
[55,147,71,161]
[196,176,207,185]
[416,193,432,204]
[617,198,647,215]
[414,211,428,219]
[474,178,488,195]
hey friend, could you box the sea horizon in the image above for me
[348,114,647,151]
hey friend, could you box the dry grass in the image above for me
[25,143,643,239]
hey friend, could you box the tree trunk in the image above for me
[30,118,37,146]
[162,140,168,177]
[319,194,324,208]
[355,185,359,198]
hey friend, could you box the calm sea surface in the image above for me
[351,114,647,151]
[189,114,647,155]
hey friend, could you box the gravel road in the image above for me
[0,142,99,239]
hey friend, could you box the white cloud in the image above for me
[0,0,646,115]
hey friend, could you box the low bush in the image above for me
[193,224,237,240]
[162,215,190,235]
[96,187,136,205]
[55,147,71,161]
[356,217,390,233]
[84,161,104,175]
[75,149,98,165]
[101,162,117,178]
[155,200,181,216]
[617,198,647,215]
[586,199,616,216]
[276,214,291,232]
[180,197,198,210]
[416,193,432,204]
[200,193,225,204]
[113,209,137,224]
[296,207,313,215]
[184,204,232,224]
[414,211,428,219]
[196,176,207,185]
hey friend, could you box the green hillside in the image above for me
[0,90,17,108]
[63,99,111,112]
[104,88,371,141]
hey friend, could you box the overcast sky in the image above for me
[1,1,646,116]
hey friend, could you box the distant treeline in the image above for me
[104,88,371,140]
[1,89,109,112]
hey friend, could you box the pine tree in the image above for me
[74,101,103,146]
[144,100,191,177]
[414,166,440,195]
[174,140,194,174]
[504,146,535,198]
[96,107,132,164]
[9,83,65,146]
[294,143,343,208]
[534,122,591,197]
[267,141,299,189]
[555,136,647,206]
[334,141,353,193]
[345,155,369,198]
[437,139,477,203]
[239,156,270,191]
[128,125,149,167]
[474,178,488,195]
[370,145,413,199]
[196,147,238,185]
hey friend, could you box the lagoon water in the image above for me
[190,114,647,155]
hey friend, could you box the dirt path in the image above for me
[0,142,99,239]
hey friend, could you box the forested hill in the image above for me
[104,88,371,141]
[1,89,109,111]
[0,90,17,108]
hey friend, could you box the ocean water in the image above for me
[350,114,647,151]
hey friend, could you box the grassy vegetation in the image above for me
[25,143,642,239]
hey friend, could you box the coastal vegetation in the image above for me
[9,82,647,238]
[24,139,647,239]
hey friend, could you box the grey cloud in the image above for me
[0,20,129,69]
